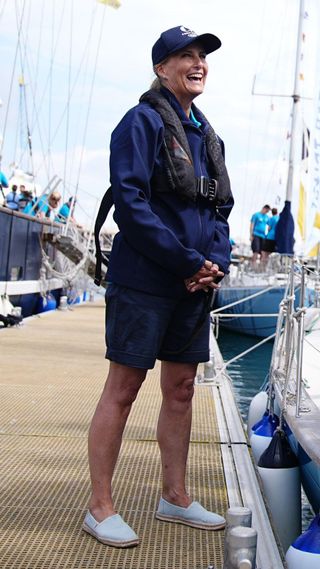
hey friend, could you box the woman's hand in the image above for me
[184,260,224,292]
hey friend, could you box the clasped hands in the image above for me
[184,260,224,293]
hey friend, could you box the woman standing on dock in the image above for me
[84,25,233,547]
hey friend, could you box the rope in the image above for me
[211,285,281,313]
[41,244,88,283]
[304,336,320,354]
[213,331,276,382]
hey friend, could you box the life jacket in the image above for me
[140,89,231,205]
[94,89,232,286]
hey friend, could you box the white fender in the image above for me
[258,466,301,553]
[247,391,268,436]
[286,547,320,569]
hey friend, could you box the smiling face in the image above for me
[155,42,208,115]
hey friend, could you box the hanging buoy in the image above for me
[247,390,268,436]
[249,412,279,463]
[0,294,14,316]
[286,514,320,568]
[37,294,57,313]
[258,429,301,553]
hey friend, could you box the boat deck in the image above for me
[0,300,284,568]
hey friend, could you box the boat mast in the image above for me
[286,0,305,202]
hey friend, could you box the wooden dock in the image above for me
[0,300,284,568]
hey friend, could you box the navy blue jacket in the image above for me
[107,88,233,298]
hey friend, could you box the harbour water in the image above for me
[217,328,273,422]
[217,328,314,529]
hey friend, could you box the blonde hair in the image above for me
[49,191,61,204]
[150,76,162,90]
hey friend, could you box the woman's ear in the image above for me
[155,62,167,80]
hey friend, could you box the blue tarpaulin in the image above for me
[275,200,295,255]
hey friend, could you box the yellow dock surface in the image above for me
[0,300,228,569]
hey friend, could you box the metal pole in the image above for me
[295,266,306,417]
[285,0,305,202]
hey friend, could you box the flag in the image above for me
[297,125,310,241]
[97,0,121,8]
[298,182,306,239]
[307,213,320,257]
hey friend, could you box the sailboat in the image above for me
[0,1,117,320]
[213,0,320,338]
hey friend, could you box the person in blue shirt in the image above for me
[84,25,232,548]
[23,191,61,218]
[4,184,20,210]
[0,170,9,202]
[55,196,77,223]
[250,204,270,264]
[18,185,33,211]
[262,207,280,258]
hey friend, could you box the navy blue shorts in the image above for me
[262,238,276,253]
[251,235,264,253]
[105,283,210,369]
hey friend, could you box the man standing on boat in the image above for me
[250,204,270,264]
[261,207,280,259]
[85,25,233,548]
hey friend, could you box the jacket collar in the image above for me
[160,87,207,131]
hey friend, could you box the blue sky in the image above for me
[0,0,319,240]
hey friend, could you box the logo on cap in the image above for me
[179,26,197,38]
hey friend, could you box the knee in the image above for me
[113,382,142,408]
[164,375,195,405]
[102,370,145,410]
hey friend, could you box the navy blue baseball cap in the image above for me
[152,25,221,66]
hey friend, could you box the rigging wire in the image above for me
[62,0,74,202]
[15,0,32,169]
[30,0,45,130]
[67,1,98,195]
[73,4,107,202]
[0,0,27,168]
[0,0,8,23]
[33,3,103,184]
[48,0,55,181]
[5,1,66,187]
[250,0,292,209]
[239,0,268,240]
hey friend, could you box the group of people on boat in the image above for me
[250,204,280,264]
[1,176,77,224]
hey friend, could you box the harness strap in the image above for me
[94,186,113,286]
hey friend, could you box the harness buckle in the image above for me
[197,177,218,201]
[208,179,218,201]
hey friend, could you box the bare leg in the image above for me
[157,361,197,507]
[88,362,147,521]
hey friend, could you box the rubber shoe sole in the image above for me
[155,512,226,530]
[82,522,139,548]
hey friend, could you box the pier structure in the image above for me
[0,300,284,568]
